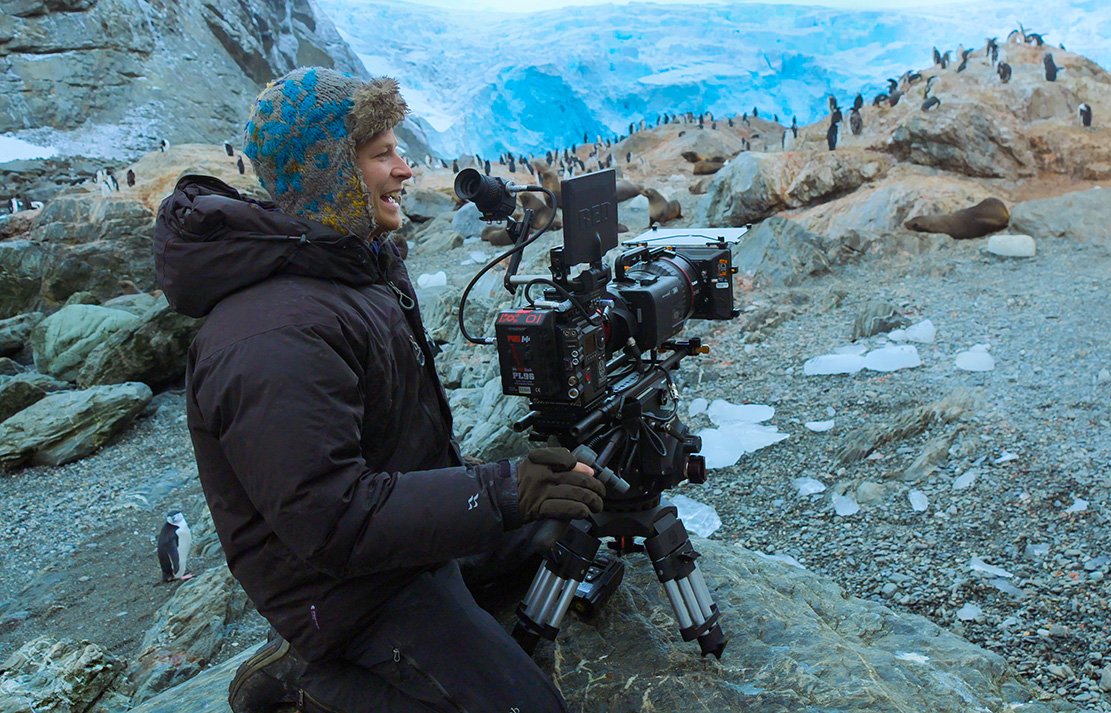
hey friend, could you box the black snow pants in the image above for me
[296,522,568,713]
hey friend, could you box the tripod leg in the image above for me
[645,512,727,659]
[512,519,601,655]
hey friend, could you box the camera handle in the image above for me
[512,505,726,659]
[501,209,534,293]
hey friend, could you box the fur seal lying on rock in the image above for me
[693,159,725,175]
[643,188,682,227]
[904,198,1010,239]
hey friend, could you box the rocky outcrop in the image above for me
[885,110,1036,178]
[127,566,251,704]
[1010,187,1110,242]
[0,381,151,468]
[0,371,70,423]
[0,312,42,357]
[0,636,128,713]
[694,150,891,227]
[30,305,140,381]
[76,296,203,390]
[126,538,1067,713]
[732,217,831,288]
[0,0,366,156]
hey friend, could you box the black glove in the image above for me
[515,447,606,523]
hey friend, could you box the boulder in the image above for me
[76,296,203,390]
[0,372,70,423]
[403,187,457,222]
[0,636,127,713]
[694,150,891,227]
[0,240,50,319]
[1009,188,1110,242]
[128,539,1066,713]
[0,381,152,469]
[732,217,831,287]
[885,110,1035,179]
[128,566,252,704]
[451,202,489,239]
[29,304,140,382]
[852,300,908,339]
[101,292,163,316]
[451,376,530,462]
[0,311,43,357]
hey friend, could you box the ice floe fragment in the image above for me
[792,477,827,496]
[955,344,995,371]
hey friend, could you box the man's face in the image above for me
[355,128,412,238]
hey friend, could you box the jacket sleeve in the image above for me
[190,320,522,579]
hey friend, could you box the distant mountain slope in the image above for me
[0,0,428,161]
[317,0,1110,157]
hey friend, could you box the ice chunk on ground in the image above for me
[895,652,931,664]
[804,419,835,432]
[832,494,860,516]
[697,423,789,468]
[908,489,929,512]
[669,494,721,538]
[1065,498,1089,513]
[706,399,775,425]
[955,344,995,371]
[833,343,868,356]
[792,477,827,496]
[969,556,1013,578]
[804,353,864,375]
[986,233,1036,258]
[417,271,448,288]
[862,344,921,372]
[956,603,983,621]
[687,397,708,417]
[952,469,978,490]
[1025,543,1050,558]
[993,451,1018,464]
[889,319,936,344]
[989,578,1026,598]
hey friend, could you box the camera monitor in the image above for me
[560,169,618,266]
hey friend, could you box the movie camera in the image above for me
[454,166,746,659]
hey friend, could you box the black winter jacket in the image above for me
[154,175,520,661]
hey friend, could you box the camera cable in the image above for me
[457,186,558,345]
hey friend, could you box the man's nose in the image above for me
[393,156,413,179]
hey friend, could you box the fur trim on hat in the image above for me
[348,77,409,147]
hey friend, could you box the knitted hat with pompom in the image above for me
[243,67,408,239]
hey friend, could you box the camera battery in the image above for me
[495,309,560,397]
[571,553,625,619]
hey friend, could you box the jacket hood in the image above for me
[154,175,389,318]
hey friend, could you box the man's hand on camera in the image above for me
[516,447,606,522]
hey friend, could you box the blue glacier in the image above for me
[315,0,1111,157]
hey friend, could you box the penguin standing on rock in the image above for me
[849,108,863,135]
[1078,103,1092,127]
[236,156,245,174]
[224,142,234,157]
[157,510,193,582]
[998,62,1012,83]
[1044,53,1059,81]
[126,169,135,187]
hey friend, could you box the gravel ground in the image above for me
[666,234,1111,710]
[0,222,1106,709]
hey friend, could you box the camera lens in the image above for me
[454,168,518,221]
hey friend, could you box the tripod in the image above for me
[512,499,727,659]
